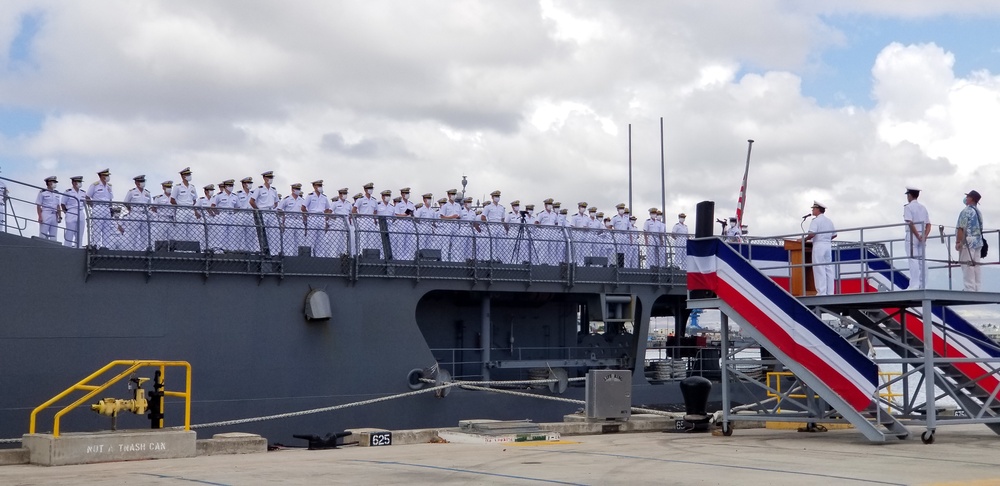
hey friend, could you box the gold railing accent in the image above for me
[29,360,191,437]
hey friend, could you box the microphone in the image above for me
[801,214,810,220]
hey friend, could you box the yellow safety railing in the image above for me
[878,371,903,413]
[29,360,192,437]
[766,371,819,412]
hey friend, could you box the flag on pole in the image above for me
[736,140,754,227]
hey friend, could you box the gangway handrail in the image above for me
[28,359,192,437]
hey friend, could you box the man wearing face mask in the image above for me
[170,167,200,248]
[534,198,558,265]
[352,182,380,257]
[390,187,416,260]
[304,180,332,257]
[122,175,153,250]
[330,188,353,257]
[644,208,663,268]
[61,176,86,248]
[212,180,238,252]
[250,171,280,255]
[414,193,437,256]
[570,202,590,265]
[196,184,218,251]
[86,168,114,249]
[671,212,689,269]
[480,190,505,261]
[232,177,259,253]
[150,181,174,246]
[610,203,629,267]
[36,176,62,241]
[278,183,306,256]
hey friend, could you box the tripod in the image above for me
[510,213,529,264]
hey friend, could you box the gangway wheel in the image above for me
[920,429,935,444]
[721,423,733,436]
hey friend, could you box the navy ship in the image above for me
[1,174,736,447]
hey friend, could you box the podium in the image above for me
[783,239,815,297]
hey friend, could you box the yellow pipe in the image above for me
[29,360,192,436]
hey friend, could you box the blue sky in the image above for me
[802,14,1000,107]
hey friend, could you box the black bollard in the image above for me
[679,375,712,432]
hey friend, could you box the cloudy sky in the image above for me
[2,1,999,290]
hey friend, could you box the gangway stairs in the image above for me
[687,238,909,442]
[848,305,1000,435]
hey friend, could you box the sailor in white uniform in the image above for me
[611,203,629,266]
[643,208,662,268]
[570,202,590,265]
[329,188,353,256]
[671,212,689,269]
[170,167,200,247]
[195,184,217,251]
[250,171,280,255]
[725,217,742,243]
[391,187,417,260]
[122,175,153,250]
[534,198,558,265]
[232,177,258,253]
[353,182,380,256]
[304,180,332,257]
[150,181,174,246]
[278,183,306,256]
[437,189,461,261]
[453,196,477,261]
[626,216,640,267]
[414,193,437,255]
[61,176,86,247]
[805,201,837,295]
[212,180,239,252]
[36,176,62,240]
[903,186,931,289]
[85,169,114,248]
[481,190,505,261]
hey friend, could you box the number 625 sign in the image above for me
[369,432,392,447]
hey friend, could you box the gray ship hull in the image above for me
[0,232,736,446]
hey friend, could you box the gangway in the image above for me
[687,238,909,442]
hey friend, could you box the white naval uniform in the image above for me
[86,181,114,248]
[330,197,353,256]
[481,202,505,261]
[671,221,689,269]
[278,195,306,256]
[233,189,259,253]
[151,193,175,246]
[170,182,200,245]
[212,191,238,252]
[123,186,153,250]
[62,188,86,247]
[195,196,214,250]
[414,204,438,256]
[250,185,279,255]
[903,200,930,290]
[304,192,331,257]
[643,218,662,268]
[626,224,640,268]
[354,195,380,256]
[392,199,417,260]
[725,223,742,243]
[439,200,462,261]
[535,209,559,265]
[570,212,590,265]
[36,189,61,240]
[808,214,837,295]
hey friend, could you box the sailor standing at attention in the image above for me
[329,188,353,256]
[169,167,199,245]
[249,171,279,255]
[438,189,462,261]
[643,208,661,268]
[671,213,689,269]
[36,176,62,240]
[804,201,837,295]
[61,176,86,247]
[85,169,114,249]
[122,175,153,250]
[304,180,332,257]
[233,177,259,252]
[150,181,174,245]
[212,180,238,252]
[903,187,931,289]
[725,217,742,243]
[278,183,306,256]
[391,187,417,260]
[195,184,217,251]
[353,182,379,255]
